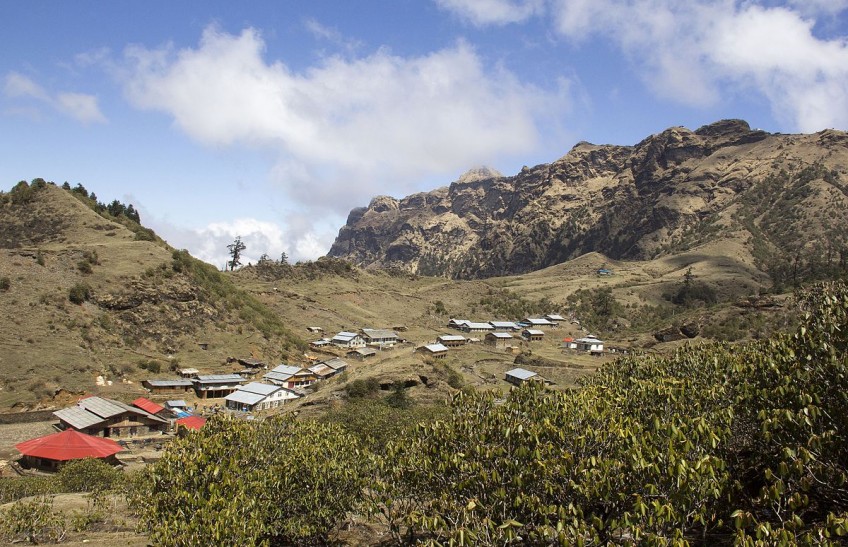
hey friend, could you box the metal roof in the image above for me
[525,318,554,325]
[488,332,514,338]
[361,328,398,339]
[524,329,545,336]
[225,391,266,406]
[465,322,494,329]
[166,400,188,408]
[438,335,466,341]
[270,364,302,375]
[546,314,565,321]
[54,407,104,430]
[348,347,377,356]
[195,374,242,384]
[505,368,538,380]
[239,382,280,396]
[489,321,519,328]
[132,397,165,415]
[78,397,129,419]
[331,331,359,341]
[576,336,603,343]
[309,363,335,377]
[145,379,193,387]
[322,357,348,370]
[264,371,294,383]
[423,343,449,352]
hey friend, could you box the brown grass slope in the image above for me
[0,183,303,410]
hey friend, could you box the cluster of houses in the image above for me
[141,356,349,413]
[14,395,208,470]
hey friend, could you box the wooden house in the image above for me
[361,328,399,348]
[437,334,467,347]
[489,321,520,332]
[54,396,169,438]
[193,374,243,399]
[461,322,495,334]
[522,318,555,329]
[522,329,545,341]
[263,364,318,389]
[505,368,543,386]
[485,332,514,348]
[142,378,194,394]
[347,347,377,360]
[417,343,449,359]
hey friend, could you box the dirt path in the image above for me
[0,420,57,461]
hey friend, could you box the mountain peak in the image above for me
[457,166,503,184]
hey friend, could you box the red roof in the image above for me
[132,397,165,415]
[176,416,207,430]
[15,429,123,461]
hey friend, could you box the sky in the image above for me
[2,1,847,268]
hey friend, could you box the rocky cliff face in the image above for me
[329,120,848,279]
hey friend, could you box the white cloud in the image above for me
[55,92,108,124]
[4,72,50,101]
[121,25,566,239]
[435,0,545,26]
[3,71,107,125]
[549,0,848,131]
[146,213,339,267]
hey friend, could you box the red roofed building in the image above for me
[15,429,123,471]
[176,416,207,432]
[131,397,166,416]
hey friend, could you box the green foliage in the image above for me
[133,415,369,546]
[0,496,67,544]
[321,398,449,453]
[479,287,555,320]
[0,276,10,292]
[226,235,246,271]
[57,458,122,493]
[384,382,412,409]
[0,476,56,504]
[344,377,380,398]
[368,281,848,544]
[666,267,718,307]
[567,286,624,332]
[76,259,93,274]
[68,282,92,304]
[138,359,161,373]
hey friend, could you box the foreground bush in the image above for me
[133,415,368,546]
[371,281,848,545]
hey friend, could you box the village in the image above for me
[2,312,618,473]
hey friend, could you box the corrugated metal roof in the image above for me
[489,321,518,328]
[132,397,165,415]
[225,391,265,406]
[488,332,513,338]
[270,364,302,375]
[361,328,398,339]
[546,314,565,321]
[322,357,348,370]
[166,400,188,408]
[264,371,294,383]
[438,335,466,341]
[525,318,554,325]
[239,382,280,396]
[145,379,193,387]
[524,329,545,336]
[54,407,104,430]
[465,322,494,329]
[309,363,334,377]
[505,368,538,380]
[423,343,449,352]
[79,397,128,419]
[195,374,242,384]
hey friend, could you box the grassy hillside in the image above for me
[0,180,304,409]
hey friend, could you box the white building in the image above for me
[330,331,366,348]
[225,382,299,412]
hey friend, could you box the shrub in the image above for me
[0,276,10,292]
[0,496,67,544]
[57,458,122,493]
[344,377,380,398]
[68,283,92,304]
[133,415,368,546]
[77,260,93,274]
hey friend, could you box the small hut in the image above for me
[15,429,123,471]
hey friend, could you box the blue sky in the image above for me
[2,1,847,268]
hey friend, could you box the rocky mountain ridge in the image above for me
[329,120,848,280]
